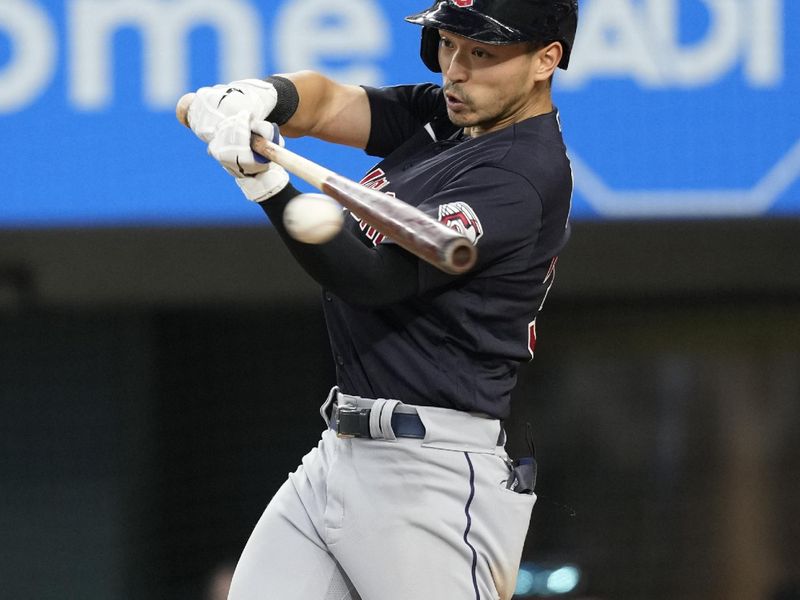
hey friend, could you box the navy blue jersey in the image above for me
[322,83,572,419]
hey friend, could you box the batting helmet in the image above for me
[405,0,579,72]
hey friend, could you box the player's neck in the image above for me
[514,82,554,121]
[521,94,554,121]
[466,92,553,138]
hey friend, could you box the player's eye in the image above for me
[440,36,454,49]
[473,48,491,59]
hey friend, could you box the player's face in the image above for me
[437,30,553,136]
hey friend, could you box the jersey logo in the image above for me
[438,201,483,245]
[359,168,390,192]
[352,168,394,245]
[451,0,474,7]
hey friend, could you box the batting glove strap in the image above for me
[236,167,290,203]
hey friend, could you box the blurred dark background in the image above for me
[2,218,798,600]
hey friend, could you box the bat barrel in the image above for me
[442,238,477,274]
[321,175,477,275]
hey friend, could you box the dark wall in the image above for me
[2,219,799,600]
[2,219,799,308]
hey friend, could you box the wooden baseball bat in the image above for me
[176,93,477,275]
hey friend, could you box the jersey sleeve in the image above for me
[362,84,447,158]
[410,166,547,293]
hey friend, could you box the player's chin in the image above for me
[446,109,478,128]
[447,111,503,134]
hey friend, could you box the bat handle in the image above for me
[175,92,195,128]
[176,92,334,189]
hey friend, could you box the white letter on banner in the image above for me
[559,0,661,88]
[559,0,784,89]
[744,0,783,87]
[274,0,389,86]
[69,0,262,110]
[648,0,740,87]
[0,0,57,113]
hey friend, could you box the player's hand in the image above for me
[187,78,278,143]
[208,111,289,203]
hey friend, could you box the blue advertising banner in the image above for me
[1,0,798,227]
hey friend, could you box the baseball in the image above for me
[283,193,345,244]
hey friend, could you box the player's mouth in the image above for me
[445,93,467,111]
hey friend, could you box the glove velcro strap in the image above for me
[235,168,290,203]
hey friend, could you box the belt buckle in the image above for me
[335,405,371,438]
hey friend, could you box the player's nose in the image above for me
[442,52,469,83]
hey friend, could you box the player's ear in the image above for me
[532,42,563,82]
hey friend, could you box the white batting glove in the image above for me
[187,78,278,143]
[208,112,290,203]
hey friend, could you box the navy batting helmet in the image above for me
[405,0,579,72]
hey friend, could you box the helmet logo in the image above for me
[451,0,474,7]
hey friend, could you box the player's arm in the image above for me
[185,71,370,149]
[201,114,426,307]
[261,183,423,307]
[276,71,371,149]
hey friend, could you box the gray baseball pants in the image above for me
[228,388,535,600]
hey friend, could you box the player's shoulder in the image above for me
[363,82,446,122]
[498,110,567,155]
[488,111,571,185]
[456,110,571,211]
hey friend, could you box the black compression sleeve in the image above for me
[260,184,420,307]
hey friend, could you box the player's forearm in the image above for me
[261,184,419,307]
[275,71,371,149]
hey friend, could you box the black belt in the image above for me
[332,404,426,439]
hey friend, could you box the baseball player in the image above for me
[185,1,578,599]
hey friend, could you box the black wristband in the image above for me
[264,76,300,125]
